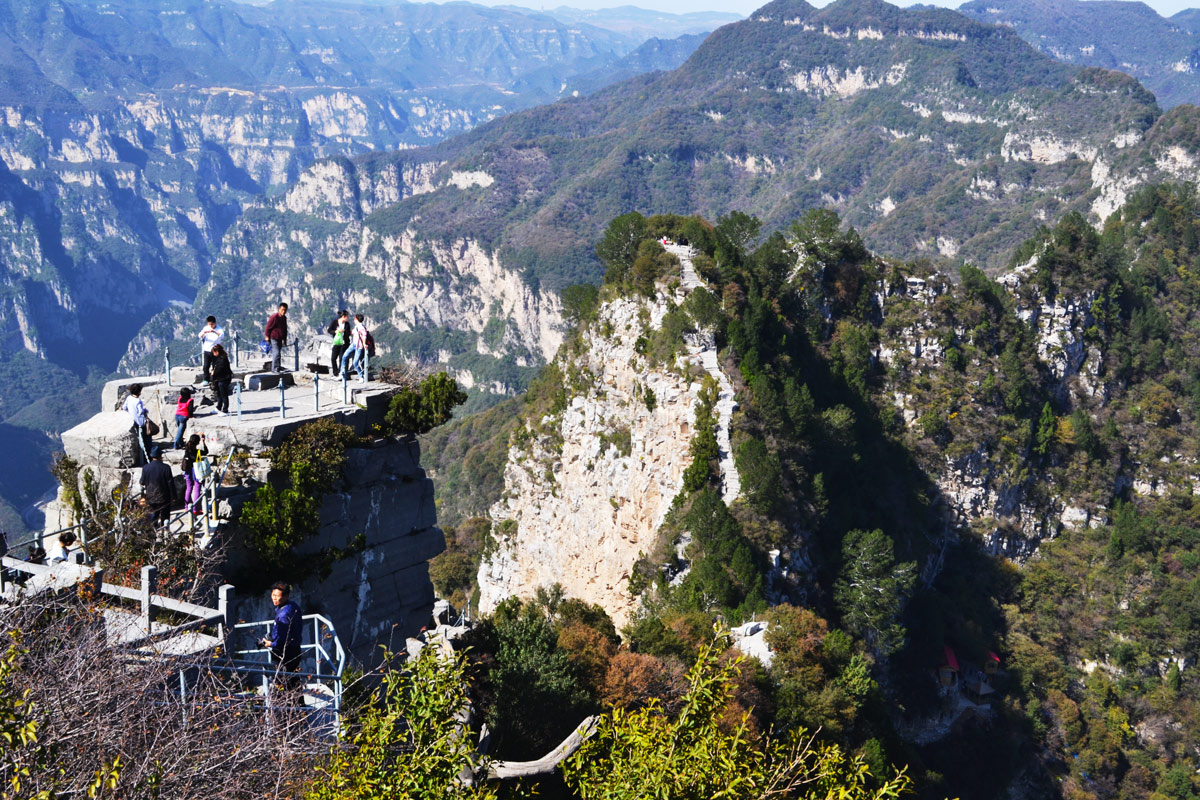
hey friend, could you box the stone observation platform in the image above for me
[63,360,397,470]
[35,356,445,667]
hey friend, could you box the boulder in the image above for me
[100,376,163,413]
[245,372,295,391]
[61,412,142,469]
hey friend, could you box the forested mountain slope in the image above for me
[152,0,1200,435]
[426,186,1200,798]
[958,0,1200,109]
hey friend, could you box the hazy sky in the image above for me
[477,0,1196,19]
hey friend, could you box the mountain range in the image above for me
[0,0,717,533]
[147,0,1200,425]
[957,0,1200,108]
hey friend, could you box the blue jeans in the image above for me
[270,339,283,372]
[174,414,188,449]
[341,346,363,376]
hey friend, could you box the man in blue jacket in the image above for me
[260,582,303,674]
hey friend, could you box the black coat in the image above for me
[210,353,233,382]
[140,461,175,507]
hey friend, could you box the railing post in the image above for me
[342,372,348,405]
[314,373,320,412]
[294,340,300,372]
[313,617,321,680]
[279,381,286,420]
[362,349,369,384]
[218,584,235,634]
[165,347,172,387]
[236,381,243,420]
[140,565,158,633]
[233,335,239,370]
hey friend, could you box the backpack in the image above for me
[365,331,376,358]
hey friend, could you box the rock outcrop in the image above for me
[479,251,740,627]
[50,370,443,666]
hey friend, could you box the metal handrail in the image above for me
[232,613,345,715]
[5,521,86,555]
[10,446,235,572]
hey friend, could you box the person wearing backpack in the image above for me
[182,433,210,515]
[173,386,196,449]
[327,309,351,377]
[340,313,369,378]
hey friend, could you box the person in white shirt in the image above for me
[123,383,150,464]
[197,315,224,386]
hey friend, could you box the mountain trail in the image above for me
[665,242,741,505]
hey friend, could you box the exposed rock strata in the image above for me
[479,293,705,626]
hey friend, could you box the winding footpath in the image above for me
[665,243,742,505]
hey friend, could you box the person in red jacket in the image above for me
[265,302,288,374]
[173,386,195,449]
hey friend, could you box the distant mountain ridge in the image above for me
[532,5,743,38]
[957,0,1200,108]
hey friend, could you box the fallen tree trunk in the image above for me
[484,716,600,780]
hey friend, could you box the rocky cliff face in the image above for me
[478,292,707,626]
[123,152,566,398]
[125,154,564,400]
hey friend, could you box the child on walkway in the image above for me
[174,386,196,449]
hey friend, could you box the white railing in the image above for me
[232,613,346,718]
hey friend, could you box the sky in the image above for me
[462,0,1197,19]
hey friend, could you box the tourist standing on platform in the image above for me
[123,383,151,463]
[260,582,303,674]
[197,316,224,385]
[265,303,288,374]
[340,313,368,378]
[182,433,209,515]
[173,386,196,449]
[139,446,175,525]
[210,343,232,416]
[327,309,351,378]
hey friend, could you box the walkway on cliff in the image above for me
[665,242,741,505]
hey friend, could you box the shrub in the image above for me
[270,416,363,491]
[385,372,468,435]
[240,463,321,565]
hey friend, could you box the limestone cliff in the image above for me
[478,294,698,625]
[127,155,563,400]
[477,249,743,626]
